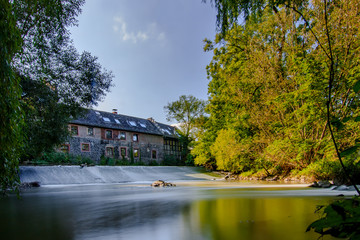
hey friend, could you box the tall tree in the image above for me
[1,0,114,193]
[198,0,360,185]
[164,95,206,138]
[164,95,207,164]
[12,0,113,159]
[0,0,23,194]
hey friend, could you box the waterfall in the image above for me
[19,166,209,185]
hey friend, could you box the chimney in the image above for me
[112,109,118,114]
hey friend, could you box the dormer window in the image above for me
[128,120,137,127]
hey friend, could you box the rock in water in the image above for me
[151,180,175,187]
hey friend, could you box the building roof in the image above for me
[69,109,179,138]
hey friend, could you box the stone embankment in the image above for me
[215,171,312,183]
[216,171,359,191]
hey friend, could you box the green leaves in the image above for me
[353,80,360,93]
[197,0,360,183]
[307,197,360,240]
[0,1,23,195]
[340,145,360,158]
[164,95,206,138]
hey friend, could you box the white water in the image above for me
[19,166,214,185]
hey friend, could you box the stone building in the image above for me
[61,109,181,164]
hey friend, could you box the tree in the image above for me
[164,95,206,138]
[201,1,360,238]
[0,1,23,195]
[12,0,113,160]
[0,0,114,193]
[201,0,360,186]
[164,95,207,164]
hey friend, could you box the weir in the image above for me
[19,166,210,185]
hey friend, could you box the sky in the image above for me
[69,0,217,124]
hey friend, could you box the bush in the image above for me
[148,160,159,166]
[32,151,94,165]
[299,157,360,184]
[185,154,195,166]
[162,155,180,166]
[299,158,338,180]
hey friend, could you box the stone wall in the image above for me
[67,124,165,164]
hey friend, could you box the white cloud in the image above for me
[113,17,165,44]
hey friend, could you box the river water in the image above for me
[0,179,353,240]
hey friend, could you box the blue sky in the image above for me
[70,0,217,124]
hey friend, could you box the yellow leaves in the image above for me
[210,129,242,171]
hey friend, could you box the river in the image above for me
[0,166,355,240]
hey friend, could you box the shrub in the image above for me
[32,152,95,165]
[162,155,180,166]
[148,160,159,166]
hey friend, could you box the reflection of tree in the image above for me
[191,196,328,240]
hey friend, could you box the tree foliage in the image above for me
[12,0,113,159]
[1,0,114,193]
[164,95,206,138]
[196,0,360,181]
[307,196,360,239]
[164,95,207,164]
[0,0,23,195]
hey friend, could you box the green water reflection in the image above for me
[182,193,336,240]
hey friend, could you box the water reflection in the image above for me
[0,184,339,240]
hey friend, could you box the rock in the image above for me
[332,185,349,191]
[332,177,343,186]
[151,180,176,187]
[20,181,40,189]
[309,180,333,188]
[318,180,331,188]
[309,181,319,188]
[267,176,279,181]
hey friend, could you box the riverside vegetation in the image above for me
[195,1,360,239]
[28,151,187,167]
[191,0,360,185]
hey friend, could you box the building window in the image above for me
[133,134,138,142]
[87,127,94,136]
[60,144,70,153]
[120,147,127,158]
[81,143,90,152]
[106,147,114,157]
[71,126,78,135]
[106,130,113,139]
[119,132,126,140]
[133,148,139,158]
[152,150,157,159]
